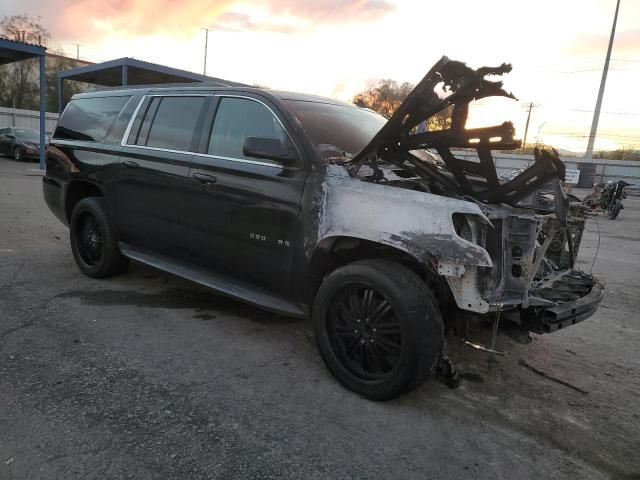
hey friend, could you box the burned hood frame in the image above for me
[348,56,566,207]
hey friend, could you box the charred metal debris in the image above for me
[347,56,567,208]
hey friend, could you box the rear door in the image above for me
[115,94,210,258]
[186,94,308,296]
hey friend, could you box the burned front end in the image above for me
[344,56,604,334]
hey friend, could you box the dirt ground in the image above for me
[1,158,639,479]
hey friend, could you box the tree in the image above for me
[0,14,87,113]
[352,79,452,131]
[0,15,50,110]
[45,55,87,112]
[593,149,640,161]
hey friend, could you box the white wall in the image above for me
[0,106,58,135]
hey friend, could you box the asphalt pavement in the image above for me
[1,158,639,479]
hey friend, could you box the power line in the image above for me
[568,109,640,116]
[557,68,629,73]
[520,58,638,69]
[544,132,639,139]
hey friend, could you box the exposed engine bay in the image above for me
[335,56,604,333]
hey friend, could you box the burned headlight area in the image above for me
[477,213,543,309]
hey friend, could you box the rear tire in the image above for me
[69,197,128,278]
[313,259,444,400]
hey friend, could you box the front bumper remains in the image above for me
[524,280,605,334]
[19,147,40,160]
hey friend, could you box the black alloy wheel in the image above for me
[75,212,104,266]
[69,196,128,278]
[313,259,444,400]
[326,282,402,381]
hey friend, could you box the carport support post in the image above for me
[39,54,46,171]
[122,63,128,86]
[58,76,64,115]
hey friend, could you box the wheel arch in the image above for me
[307,235,451,311]
[65,180,105,223]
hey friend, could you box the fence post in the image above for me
[39,54,46,171]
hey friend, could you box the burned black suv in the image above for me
[44,57,604,400]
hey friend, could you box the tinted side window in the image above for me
[208,97,287,162]
[135,96,205,152]
[54,96,130,142]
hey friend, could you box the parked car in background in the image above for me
[0,127,43,161]
[42,57,604,400]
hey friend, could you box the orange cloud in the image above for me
[48,0,394,40]
[209,12,300,34]
[568,28,640,55]
[56,0,233,38]
[265,0,394,23]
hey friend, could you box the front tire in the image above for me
[70,197,128,278]
[313,259,444,400]
[13,147,22,161]
[606,200,622,220]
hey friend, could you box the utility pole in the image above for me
[72,43,81,60]
[201,28,210,75]
[585,0,621,161]
[521,102,537,151]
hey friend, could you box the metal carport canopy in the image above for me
[0,38,47,170]
[58,57,247,112]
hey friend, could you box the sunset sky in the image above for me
[3,0,640,152]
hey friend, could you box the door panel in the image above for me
[186,95,307,296]
[112,147,193,258]
[187,156,305,295]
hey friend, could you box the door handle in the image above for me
[192,172,217,185]
[122,160,139,169]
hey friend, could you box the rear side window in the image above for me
[55,96,130,142]
[207,97,288,162]
[128,96,206,152]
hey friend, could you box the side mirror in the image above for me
[243,137,295,164]
[6,134,15,139]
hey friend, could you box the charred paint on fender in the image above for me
[309,165,493,268]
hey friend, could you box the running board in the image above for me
[119,243,307,318]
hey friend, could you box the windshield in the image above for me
[284,100,387,157]
[14,129,39,140]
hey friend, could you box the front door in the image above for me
[186,95,307,296]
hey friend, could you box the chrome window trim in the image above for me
[118,144,200,157]
[192,152,282,168]
[120,94,213,148]
[120,95,147,147]
[119,92,296,170]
